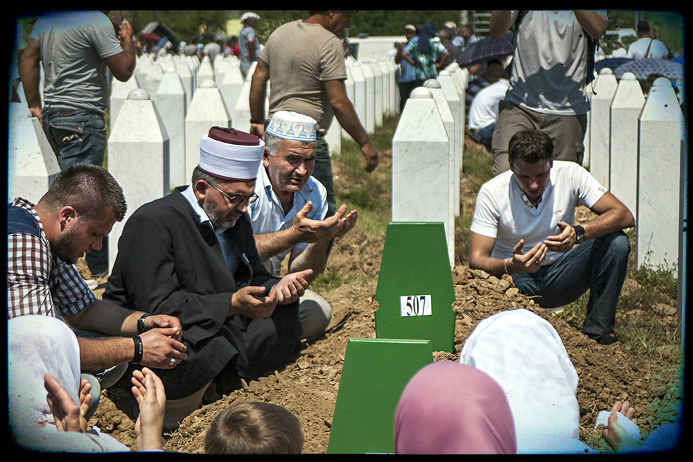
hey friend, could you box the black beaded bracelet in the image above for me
[132,335,143,364]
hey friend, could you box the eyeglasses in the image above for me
[208,182,259,205]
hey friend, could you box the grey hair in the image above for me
[264,132,281,157]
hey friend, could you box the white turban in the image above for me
[198,127,265,181]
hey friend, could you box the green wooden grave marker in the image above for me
[326,338,433,454]
[374,222,456,352]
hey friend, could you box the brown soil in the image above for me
[83,137,683,454]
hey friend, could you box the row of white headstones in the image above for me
[8,52,686,312]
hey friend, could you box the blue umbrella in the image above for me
[455,32,514,68]
[595,57,633,74]
[613,58,683,81]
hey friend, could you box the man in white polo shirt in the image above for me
[469,129,634,345]
[248,111,358,340]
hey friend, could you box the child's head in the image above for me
[204,401,304,454]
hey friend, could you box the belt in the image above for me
[44,104,105,116]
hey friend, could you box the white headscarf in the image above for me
[459,309,596,454]
[8,315,128,452]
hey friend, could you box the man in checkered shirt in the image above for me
[7,164,187,412]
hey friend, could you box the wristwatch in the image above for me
[574,225,586,245]
[137,313,150,334]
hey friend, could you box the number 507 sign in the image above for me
[400,295,432,316]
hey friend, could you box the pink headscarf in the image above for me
[394,361,517,454]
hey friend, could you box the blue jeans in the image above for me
[511,231,630,339]
[42,106,109,275]
[473,122,496,150]
[42,106,107,170]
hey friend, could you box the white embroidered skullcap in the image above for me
[241,12,260,22]
[266,111,317,142]
[198,127,265,181]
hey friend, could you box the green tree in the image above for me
[127,10,234,42]
[605,10,684,55]
[349,10,460,37]
[244,10,463,42]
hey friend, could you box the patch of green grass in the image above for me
[462,143,494,184]
[628,260,678,300]
[331,116,397,238]
[309,268,371,293]
[556,261,681,359]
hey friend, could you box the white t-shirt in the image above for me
[626,37,670,60]
[505,10,607,116]
[470,161,607,265]
[248,166,328,275]
[468,79,510,130]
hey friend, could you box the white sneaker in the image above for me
[85,279,98,290]
[544,305,566,314]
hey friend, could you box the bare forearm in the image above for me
[254,229,301,262]
[489,10,516,39]
[332,94,370,147]
[248,40,256,60]
[64,300,142,337]
[249,63,269,121]
[21,67,42,109]
[470,254,510,278]
[582,209,634,241]
[77,336,135,370]
[288,242,329,283]
[573,10,607,39]
[402,53,416,66]
[19,51,42,109]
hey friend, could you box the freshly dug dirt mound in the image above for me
[87,227,682,453]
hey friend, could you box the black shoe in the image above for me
[597,333,620,345]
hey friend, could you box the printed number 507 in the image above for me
[400,295,432,316]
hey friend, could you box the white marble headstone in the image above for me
[437,70,463,207]
[636,77,684,270]
[109,74,140,134]
[155,65,187,188]
[589,69,618,189]
[144,61,164,98]
[108,88,170,272]
[377,58,392,116]
[360,60,376,134]
[347,61,367,135]
[185,79,232,176]
[368,58,383,127]
[424,79,459,217]
[196,59,215,88]
[392,87,454,267]
[173,55,194,112]
[609,73,644,221]
[219,65,245,129]
[8,102,61,203]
